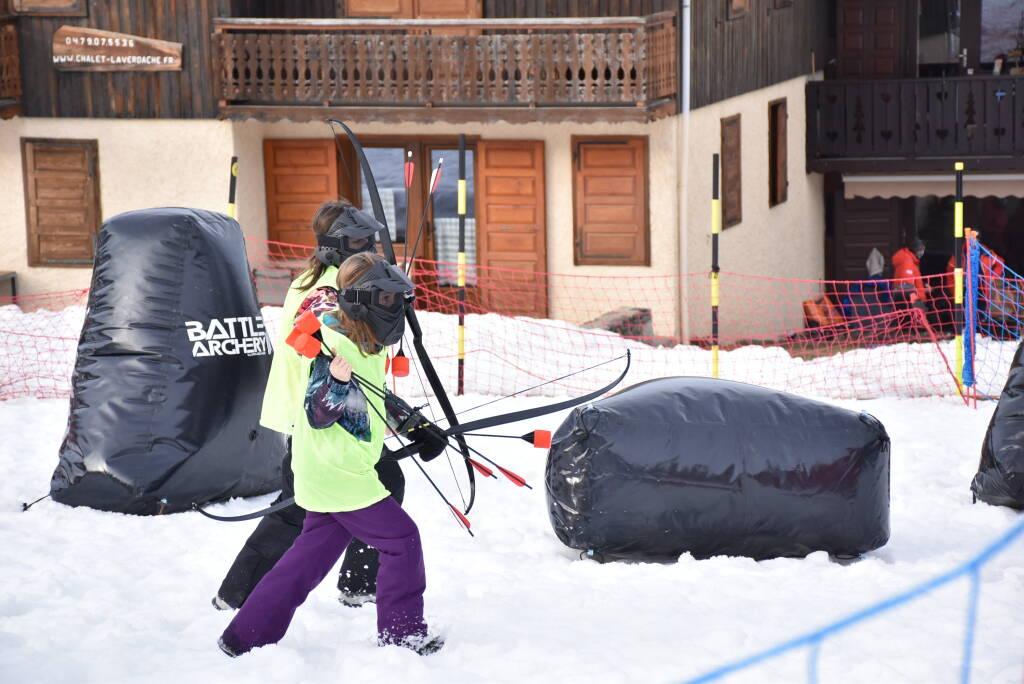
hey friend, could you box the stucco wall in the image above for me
[680,74,826,341]
[231,117,682,335]
[0,118,240,295]
[1,90,824,342]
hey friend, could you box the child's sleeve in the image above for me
[295,287,339,324]
[303,354,372,441]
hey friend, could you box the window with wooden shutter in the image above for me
[768,98,788,207]
[22,138,100,267]
[572,137,649,266]
[720,115,742,228]
[263,139,341,247]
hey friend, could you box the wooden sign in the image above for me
[52,26,182,72]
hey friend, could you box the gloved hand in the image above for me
[405,418,447,462]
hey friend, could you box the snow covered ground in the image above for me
[2,394,1023,683]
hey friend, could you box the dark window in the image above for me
[720,116,742,228]
[22,138,100,267]
[768,98,788,207]
[572,137,649,266]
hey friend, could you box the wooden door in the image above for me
[572,137,649,265]
[476,140,547,318]
[837,0,911,78]
[22,139,100,266]
[834,197,901,280]
[263,139,339,247]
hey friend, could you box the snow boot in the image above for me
[211,595,235,611]
[217,636,242,658]
[380,633,445,656]
[338,590,375,608]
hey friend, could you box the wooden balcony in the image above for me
[807,76,1024,173]
[0,16,20,118]
[212,13,677,123]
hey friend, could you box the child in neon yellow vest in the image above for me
[219,253,442,657]
[214,201,408,611]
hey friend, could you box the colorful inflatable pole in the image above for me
[457,134,467,396]
[711,154,721,379]
[954,161,964,396]
[227,155,239,219]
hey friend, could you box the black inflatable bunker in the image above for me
[972,342,1024,509]
[51,208,285,514]
[546,377,890,561]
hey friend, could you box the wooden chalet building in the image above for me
[810,0,1024,282]
[0,0,833,339]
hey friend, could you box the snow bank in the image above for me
[1,396,1022,683]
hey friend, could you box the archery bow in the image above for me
[327,118,479,514]
[193,121,633,525]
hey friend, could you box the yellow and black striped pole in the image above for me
[457,135,467,396]
[227,155,239,219]
[711,153,721,379]
[954,161,964,395]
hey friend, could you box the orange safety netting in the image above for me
[2,238,1015,403]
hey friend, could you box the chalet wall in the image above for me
[231,116,682,335]
[16,0,222,118]
[0,118,238,294]
[690,0,831,110]
[681,73,826,339]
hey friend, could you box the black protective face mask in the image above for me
[314,206,383,267]
[337,261,414,347]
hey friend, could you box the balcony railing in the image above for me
[807,76,1024,173]
[212,13,677,122]
[0,17,20,116]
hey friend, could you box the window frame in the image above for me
[571,135,651,267]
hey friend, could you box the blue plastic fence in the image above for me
[967,242,1024,397]
[682,516,1024,684]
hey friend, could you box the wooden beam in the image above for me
[218,101,677,124]
[212,15,671,31]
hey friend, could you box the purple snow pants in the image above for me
[220,497,427,654]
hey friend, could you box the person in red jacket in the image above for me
[892,239,928,304]
[946,242,1005,301]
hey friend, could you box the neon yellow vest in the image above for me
[291,325,389,513]
[259,267,339,435]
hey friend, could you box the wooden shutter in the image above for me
[263,139,339,247]
[720,115,742,228]
[572,137,649,266]
[769,98,788,207]
[414,0,481,18]
[476,140,547,318]
[344,0,413,18]
[22,139,100,267]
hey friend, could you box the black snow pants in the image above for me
[216,439,406,608]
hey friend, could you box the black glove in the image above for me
[405,419,447,462]
[383,390,448,462]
